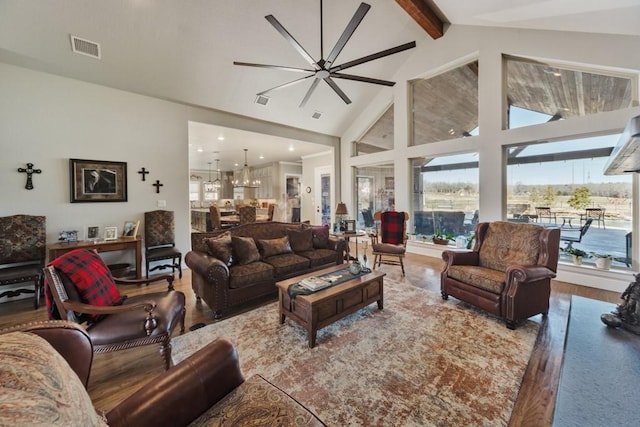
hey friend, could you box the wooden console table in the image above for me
[48,237,142,279]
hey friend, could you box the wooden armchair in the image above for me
[441,221,560,329]
[371,211,409,276]
[44,249,185,370]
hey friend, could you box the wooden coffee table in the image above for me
[276,264,385,348]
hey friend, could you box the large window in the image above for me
[353,105,394,156]
[411,153,479,242]
[506,134,632,269]
[354,164,395,229]
[505,55,634,129]
[410,61,479,145]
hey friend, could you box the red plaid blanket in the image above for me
[45,249,122,322]
[381,211,406,245]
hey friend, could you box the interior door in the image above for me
[315,165,332,226]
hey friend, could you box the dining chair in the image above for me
[209,206,222,230]
[144,210,182,278]
[0,214,46,309]
[267,203,276,221]
[238,206,256,225]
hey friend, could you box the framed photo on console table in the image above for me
[344,220,356,234]
[70,159,127,203]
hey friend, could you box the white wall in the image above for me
[0,62,338,300]
[340,24,640,293]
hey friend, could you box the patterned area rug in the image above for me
[172,280,540,426]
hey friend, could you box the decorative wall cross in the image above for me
[152,180,164,193]
[17,163,42,190]
[138,167,150,181]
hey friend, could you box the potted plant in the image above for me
[561,246,589,265]
[591,252,613,270]
[432,229,454,245]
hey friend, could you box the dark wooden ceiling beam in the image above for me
[395,0,445,40]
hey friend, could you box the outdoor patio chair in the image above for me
[581,208,605,229]
[560,218,593,249]
[535,207,556,224]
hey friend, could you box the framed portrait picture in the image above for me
[104,226,118,241]
[122,220,140,239]
[70,159,127,203]
[86,225,100,240]
[58,230,79,242]
[344,220,356,234]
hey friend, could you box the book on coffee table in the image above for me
[299,274,342,291]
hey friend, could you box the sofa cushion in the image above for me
[0,332,107,427]
[228,262,274,289]
[204,232,233,266]
[189,374,324,427]
[310,225,330,249]
[478,222,541,272]
[298,248,338,267]
[447,265,505,294]
[232,236,261,265]
[263,253,311,277]
[257,236,293,259]
[288,228,314,252]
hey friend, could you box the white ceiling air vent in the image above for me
[70,35,101,59]
[312,111,322,119]
[255,95,269,106]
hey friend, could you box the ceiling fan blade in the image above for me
[323,77,352,104]
[233,61,315,74]
[265,15,319,69]
[331,72,395,86]
[324,2,371,68]
[257,75,314,96]
[330,41,416,72]
[299,78,321,108]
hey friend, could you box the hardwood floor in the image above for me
[0,249,621,424]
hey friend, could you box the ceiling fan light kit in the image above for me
[234,1,416,108]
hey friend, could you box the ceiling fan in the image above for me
[234,1,416,108]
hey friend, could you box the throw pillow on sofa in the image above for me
[311,225,330,249]
[287,228,314,252]
[257,236,293,259]
[205,232,234,266]
[232,236,261,265]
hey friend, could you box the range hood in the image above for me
[604,115,640,175]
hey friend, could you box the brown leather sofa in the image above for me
[441,221,560,328]
[0,321,325,426]
[186,222,347,318]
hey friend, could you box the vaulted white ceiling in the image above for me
[1,0,638,170]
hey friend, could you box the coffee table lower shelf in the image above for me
[276,265,385,348]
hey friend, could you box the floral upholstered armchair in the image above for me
[441,221,560,329]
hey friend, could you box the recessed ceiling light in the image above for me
[259,155,264,159]
[288,146,294,152]
[218,136,225,141]
[234,163,239,167]
[197,148,204,153]
[448,129,455,135]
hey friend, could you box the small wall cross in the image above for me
[152,180,164,193]
[17,163,42,190]
[138,167,150,181]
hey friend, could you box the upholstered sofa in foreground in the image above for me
[186,222,347,318]
[0,321,325,426]
[441,221,560,328]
